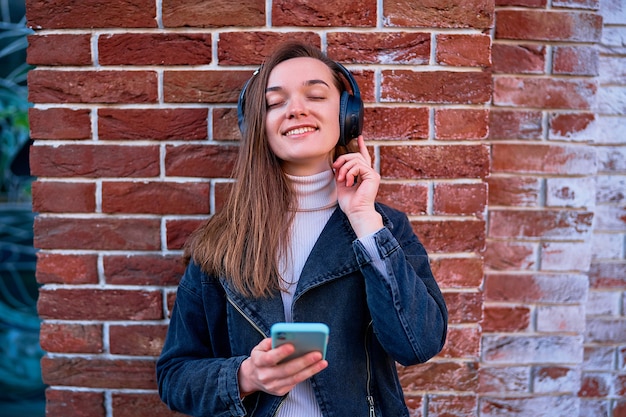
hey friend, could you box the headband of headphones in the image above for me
[237,61,363,147]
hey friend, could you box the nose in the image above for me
[288,96,308,118]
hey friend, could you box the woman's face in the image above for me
[265,57,341,176]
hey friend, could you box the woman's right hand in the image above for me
[237,338,328,397]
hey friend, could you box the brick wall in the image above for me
[24,0,624,416]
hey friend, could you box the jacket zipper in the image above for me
[365,320,376,417]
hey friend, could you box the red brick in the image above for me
[213,108,241,141]
[382,70,492,104]
[492,43,546,74]
[41,356,157,389]
[494,77,597,110]
[489,209,594,239]
[162,0,265,27]
[413,219,486,253]
[272,0,376,27]
[109,324,168,356]
[166,292,177,317]
[553,45,599,76]
[496,0,546,5]
[440,327,480,358]
[29,108,91,140]
[444,291,483,324]
[103,254,184,286]
[28,70,158,104]
[218,32,320,65]
[431,257,484,289]
[165,144,238,178]
[26,0,156,29]
[99,33,212,66]
[27,34,91,65]
[579,373,611,397]
[36,253,98,284]
[40,322,103,353]
[327,32,430,64]
[99,108,208,141]
[427,394,478,416]
[436,34,491,67]
[487,176,542,207]
[483,240,537,271]
[34,217,161,251]
[377,183,428,216]
[38,288,162,321]
[214,182,233,212]
[380,145,490,179]
[435,109,489,140]
[488,110,543,140]
[398,361,479,391]
[32,181,96,213]
[549,112,596,141]
[364,107,429,140]
[589,262,626,289]
[102,181,209,214]
[484,273,588,303]
[482,305,531,332]
[29,144,160,178]
[492,143,597,175]
[112,392,186,417]
[45,389,105,417]
[165,219,206,250]
[384,0,493,29]
[495,10,602,42]
[433,183,487,216]
[404,395,424,417]
[163,70,250,103]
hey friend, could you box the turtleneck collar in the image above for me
[286,170,338,212]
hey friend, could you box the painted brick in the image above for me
[478,366,531,394]
[383,0,494,29]
[482,335,584,364]
[533,366,580,394]
[427,394,478,416]
[496,0,546,6]
[377,183,428,215]
[30,144,160,178]
[483,240,537,271]
[487,176,542,207]
[45,389,105,417]
[480,395,580,417]
[380,145,490,179]
[591,232,623,260]
[553,45,599,76]
[553,0,600,10]
[27,34,91,65]
[41,356,157,389]
[162,0,265,27]
[536,305,586,332]
[488,210,594,239]
[579,399,610,417]
[585,317,626,344]
[599,55,626,84]
[112,392,185,417]
[382,70,492,104]
[109,324,168,356]
[540,241,593,271]
[482,305,531,332]
[484,273,589,304]
[363,107,429,140]
[99,33,212,66]
[494,77,597,110]
[413,219,486,253]
[218,32,320,65]
[579,372,611,397]
[491,43,545,74]
[99,108,208,141]
[583,345,616,371]
[488,109,543,140]
[586,290,621,316]
[434,109,489,140]
[28,70,158,104]
[398,361,479,392]
[35,253,98,285]
[495,10,602,42]
[327,32,430,64]
[163,70,249,103]
[165,219,206,250]
[40,322,103,353]
[596,145,626,172]
[28,108,91,140]
[596,175,626,204]
[103,255,184,286]
[38,288,163,321]
[444,291,483,324]
[492,143,597,175]
[596,86,626,115]
[589,262,626,289]
[26,0,156,29]
[34,217,161,251]
[165,144,238,178]
[548,112,597,142]
[433,183,487,216]
[272,0,376,27]
[436,34,491,67]
[31,181,96,213]
[430,257,484,288]
[593,205,626,231]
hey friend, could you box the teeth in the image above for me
[285,127,316,136]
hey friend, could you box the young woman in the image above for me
[156,41,448,417]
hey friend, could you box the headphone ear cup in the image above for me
[340,94,364,146]
[339,91,350,146]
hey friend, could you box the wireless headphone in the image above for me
[237,62,364,147]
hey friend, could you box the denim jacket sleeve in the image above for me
[156,263,248,417]
[352,208,448,365]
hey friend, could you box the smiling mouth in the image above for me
[284,126,317,136]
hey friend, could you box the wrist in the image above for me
[237,358,255,398]
[348,211,383,238]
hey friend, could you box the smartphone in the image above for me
[270,322,329,363]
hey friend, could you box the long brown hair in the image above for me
[184,42,357,298]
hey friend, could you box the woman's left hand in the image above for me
[332,135,383,237]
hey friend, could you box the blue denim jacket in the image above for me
[156,203,448,417]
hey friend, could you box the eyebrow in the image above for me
[266,79,330,93]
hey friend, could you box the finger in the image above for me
[356,135,371,164]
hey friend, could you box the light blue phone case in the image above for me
[271,322,329,362]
